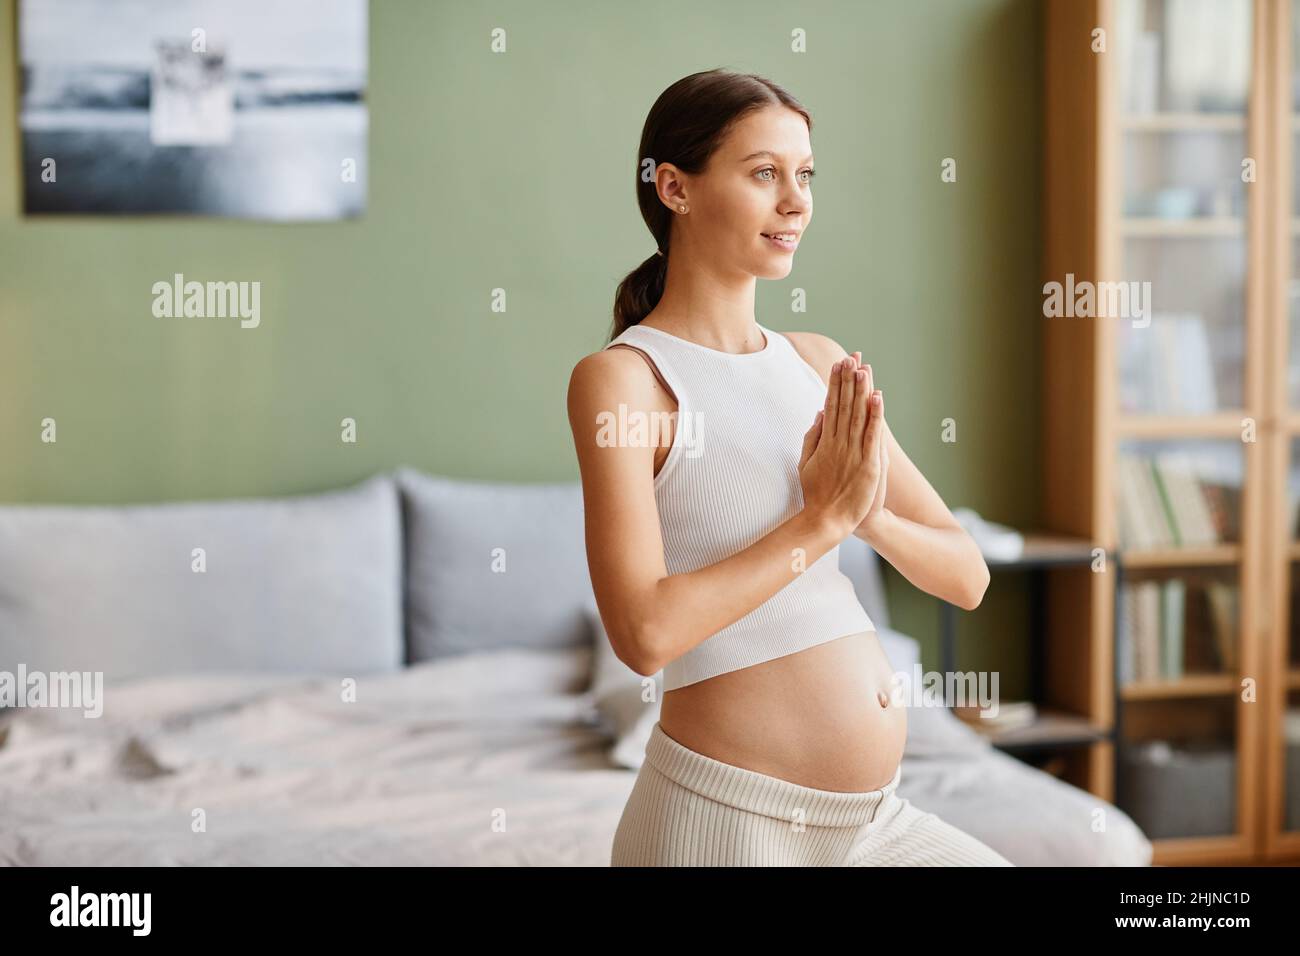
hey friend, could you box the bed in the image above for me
[0,470,1153,866]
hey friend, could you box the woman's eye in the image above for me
[756,168,815,183]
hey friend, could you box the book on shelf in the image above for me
[1119,585,1137,684]
[1200,480,1242,541]
[1154,451,1221,546]
[1137,581,1160,680]
[1115,451,1234,550]
[1117,454,1170,548]
[1205,582,1239,672]
[1118,579,1237,684]
[1116,456,1146,552]
[1183,582,1224,672]
[1117,312,1217,415]
[1161,578,1185,679]
[952,700,1037,734]
[1147,456,1182,547]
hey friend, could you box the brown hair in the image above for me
[609,68,812,340]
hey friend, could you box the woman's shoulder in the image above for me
[779,330,850,386]
[567,339,672,418]
[568,338,655,385]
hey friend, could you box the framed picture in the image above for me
[18,0,368,219]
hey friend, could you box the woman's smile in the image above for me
[760,231,800,252]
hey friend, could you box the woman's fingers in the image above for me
[824,361,843,438]
[864,388,884,462]
[858,362,874,455]
[837,358,857,440]
[799,409,823,468]
[822,353,872,448]
[849,368,870,452]
[847,354,870,441]
[831,359,845,438]
[865,390,883,459]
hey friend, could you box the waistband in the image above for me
[644,721,903,828]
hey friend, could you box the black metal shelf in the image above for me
[937,531,1119,757]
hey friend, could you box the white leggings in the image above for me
[612,721,1015,866]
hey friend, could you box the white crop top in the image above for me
[603,320,876,691]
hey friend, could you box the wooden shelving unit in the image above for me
[1045,0,1300,865]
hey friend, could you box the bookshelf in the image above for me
[1045,0,1300,864]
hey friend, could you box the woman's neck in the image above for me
[648,263,761,352]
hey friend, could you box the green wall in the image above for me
[0,0,1042,680]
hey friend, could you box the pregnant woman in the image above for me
[567,69,1013,867]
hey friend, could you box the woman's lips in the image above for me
[761,233,798,252]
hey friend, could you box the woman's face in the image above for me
[664,105,813,280]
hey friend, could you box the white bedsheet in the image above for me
[0,647,1151,866]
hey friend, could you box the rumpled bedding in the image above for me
[0,646,1152,866]
[0,647,635,865]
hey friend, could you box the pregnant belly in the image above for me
[658,630,908,793]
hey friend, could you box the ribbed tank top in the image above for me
[603,320,876,691]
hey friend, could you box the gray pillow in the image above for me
[396,469,593,662]
[0,474,403,687]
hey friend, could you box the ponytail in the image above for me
[610,249,668,339]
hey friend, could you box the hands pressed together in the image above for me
[797,351,890,540]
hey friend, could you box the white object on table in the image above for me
[951,507,1024,562]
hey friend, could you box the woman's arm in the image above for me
[784,332,990,611]
[854,417,989,610]
[567,348,852,677]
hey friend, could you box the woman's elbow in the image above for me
[960,556,991,610]
[610,619,663,677]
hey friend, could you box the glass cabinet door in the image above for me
[1114,0,1253,418]
[1112,0,1255,845]
[1114,440,1244,841]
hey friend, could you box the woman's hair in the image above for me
[609,68,812,340]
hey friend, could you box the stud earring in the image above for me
[678,204,687,213]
